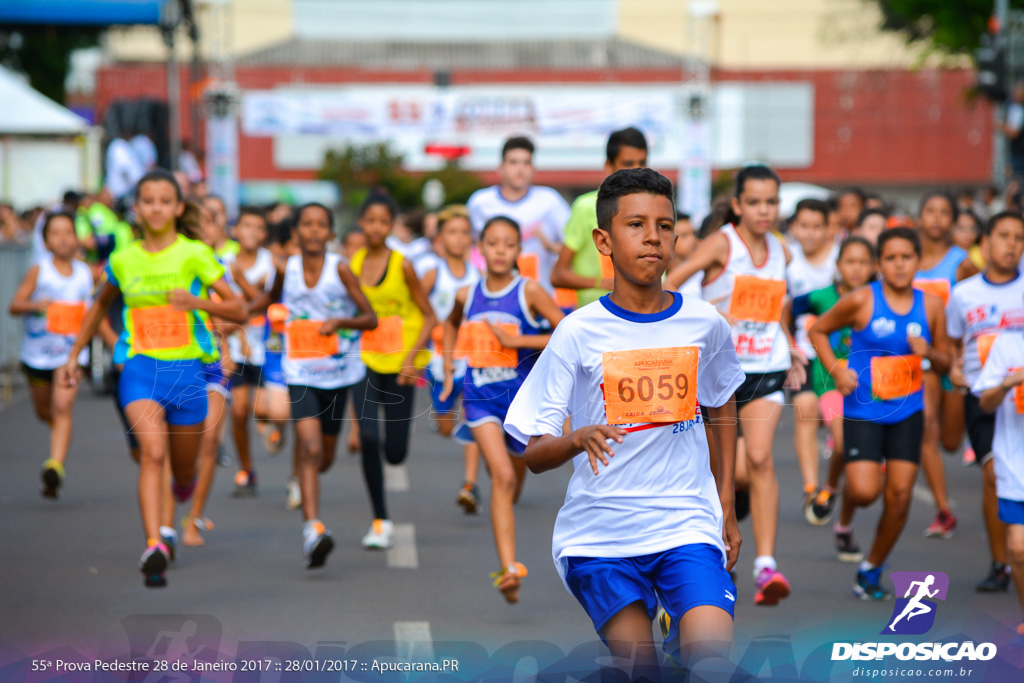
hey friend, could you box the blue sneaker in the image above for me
[854,566,892,601]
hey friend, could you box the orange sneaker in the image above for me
[492,562,528,604]
[754,568,791,606]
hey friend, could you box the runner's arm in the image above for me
[663,231,727,290]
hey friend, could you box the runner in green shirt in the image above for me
[550,128,648,308]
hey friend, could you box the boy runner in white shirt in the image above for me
[505,168,744,675]
[972,330,1024,637]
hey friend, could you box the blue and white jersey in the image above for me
[461,275,543,423]
[504,292,745,589]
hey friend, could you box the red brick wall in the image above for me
[95,63,993,187]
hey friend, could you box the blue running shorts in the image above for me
[118,355,207,426]
[998,498,1024,525]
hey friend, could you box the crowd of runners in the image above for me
[10,127,1024,669]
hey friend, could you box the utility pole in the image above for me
[161,0,182,171]
[994,0,1010,185]
[678,0,718,225]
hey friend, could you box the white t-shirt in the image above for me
[948,272,1024,387]
[105,137,145,200]
[678,270,705,300]
[972,332,1024,502]
[504,292,746,590]
[786,242,838,359]
[20,256,93,369]
[467,185,571,293]
[130,134,158,171]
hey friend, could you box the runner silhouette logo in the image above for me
[882,571,949,636]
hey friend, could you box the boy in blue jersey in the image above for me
[505,168,743,676]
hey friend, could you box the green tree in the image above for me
[0,26,101,104]
[867,0,1024,54]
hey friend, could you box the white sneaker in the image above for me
[285,477,301,510]
[361,519,394,549]
[302,519,334,569]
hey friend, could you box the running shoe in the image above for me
[171,476,197,503]
[924,510,957,539]
[976,562,1011,593]
[456,481,480,515]
[854,566,892,601]
[734,488,751,521]
[962,447,976,466]
[753,568,790,606]
[285,477,302,511]
[263,426,284,456]
[835,529,863,562]
[492,562,528,604]
[159,526,178,563]
[361,519,394,550]
[139,542,170,588]
[806,489,835,526]
[802,484,817,524]
[303,520,334,569]
[41,458,64,499]
[232,470,257,498]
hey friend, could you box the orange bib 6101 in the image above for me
[46,301,85,336]
[360,315,404,355]
[602,347,699,425]
[516,254,539,282]
[870,354,923,401]
[729,275,786,323]
[133,305,190,352]
[286,319,338,359]
[460,320,518,368]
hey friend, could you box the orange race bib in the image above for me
[46,301,85,336]
[516,254,539,282]
[913,279,951,307]
[870,354,923,401]
[430,325,445,350]
[460,320,519,368]
[132,305,190,352]
[602,347,699,425]
[599,253,614,281]
[286,319,339,359]
[553,288,577,309]
[729,275,786,323]
[267,303,289,333]
[360,315,404,355]
[977,333,999,368]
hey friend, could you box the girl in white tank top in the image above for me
[9,212,94,499]
[662,164,797,606]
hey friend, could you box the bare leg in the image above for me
[983,459,1008,565]
[48,380,80,466]
[939,388,965,453]
[295,417,325,522]
[738,399,783,559]
[123,399,171,542]
[600,602,659,681]
[677,605,733,669]
[231,384,253,472]
[792,391,821,493]
[28,382,53,424]
[866,460,920,566]
[472,422,520,601]
[184,389,228,546]
[920,373,951,514]
[1006,524,1024,618]
[463,442,480,484]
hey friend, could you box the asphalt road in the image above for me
[1,385,1022,680]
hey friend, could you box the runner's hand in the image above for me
[169,288,199,311]
[907,334,930,357]
[397,359,420,387]
[56,360,80,388]
[721,505,741,571]
[571,424,626,476]
[834,367,859,396]
[486,320,519,348]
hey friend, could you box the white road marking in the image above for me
[387,523,419,569]
[385,463,410,492]
[393,621,434,661]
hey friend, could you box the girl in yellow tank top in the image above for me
[349,195,437,549]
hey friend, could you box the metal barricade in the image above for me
[0,243,31,401]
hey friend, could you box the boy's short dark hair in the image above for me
[605,127,647,165]
[984,210,1024,237]
[793,198,829,223]
[42,211,76,242]
[877,226,921,258]
[676,211,691,222]
[596,168,675,233]
[857,207,888,226]
[501,136,534,161]
[837,235,875,261]
[838,187,867,203]
[237,205,267,225]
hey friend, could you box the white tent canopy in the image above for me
[0,66,89,135]
[0,67,100,210]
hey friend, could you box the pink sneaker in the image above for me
[754,568,791,606]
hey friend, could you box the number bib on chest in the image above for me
[286,319,339,359]
[977,333,999,368]
[602,347,698,425]
[460,321,518,368]
[870,354,922,401]
[361,315,404,355]
[729,275,786,323]
[133,306,190,352]
[46,301,85,336]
